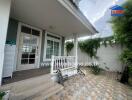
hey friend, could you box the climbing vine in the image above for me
[79,38,101,58]
[65,41,74,56]
[65,36,115,58]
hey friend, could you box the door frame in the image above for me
[15,22,42,71]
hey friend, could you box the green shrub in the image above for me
[0,92,5,100]
[90,63,101,75]
[65,42,74,56]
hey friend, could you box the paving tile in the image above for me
[49,68,132,100]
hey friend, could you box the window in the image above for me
[46,39,60,59]
[21,25,40,36]
[45,33,61,60]
[46,40,53,59]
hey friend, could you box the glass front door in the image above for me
[17,25,41,71]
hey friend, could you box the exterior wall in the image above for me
[5,18,18,71]
[6,19,18,71]
[6,18,18,44]
[5,18,65,69]
[0,0,11,85]
[69,44,123,72]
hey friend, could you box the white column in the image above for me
[73,33,78,68]
[0,0,11,85]
[51,55,54,74]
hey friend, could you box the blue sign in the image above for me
[110,5,124,16]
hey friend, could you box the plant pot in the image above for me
[1,90,10,100]
[128,77,132,86]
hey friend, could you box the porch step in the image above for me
[11,74,52,93]
[30,83,63,100]
[1,74,63,100]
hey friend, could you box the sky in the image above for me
[78,0,125,40]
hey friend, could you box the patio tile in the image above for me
[49,68,132,100]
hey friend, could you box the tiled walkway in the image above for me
[49,68,132,100]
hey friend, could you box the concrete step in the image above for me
[0,74,51,91]
[0,74,63,100]
[11,75,52,93]
[29,83,63,100]
[10,82,63,100]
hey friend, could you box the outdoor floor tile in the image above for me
[49,68,132,100]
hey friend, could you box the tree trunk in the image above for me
[120,66,129,84]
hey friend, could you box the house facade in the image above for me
[0,0,97,85]
[5,19,65,71]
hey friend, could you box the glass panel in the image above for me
[23,35,31,45]
[32,29,40,36]
[22,46,32,53]
[30,37,37,46]
[21,59,28,64]
[21,26,31,34]
[54,42,59,56]
[46,40,53,59]
[31,46,36,53]
[29,59,35,64]
[22,53,29,58]
[29,54,35,58]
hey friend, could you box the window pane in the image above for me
[22,46,32,53]
[32,29,40,36]
[29,54,35,58]
[30,37,37,46]
[54,42,59,56]
[22,53,29,58]
[29,59,35,64]
[23,35,31,45]
[31,46,36,53]
[46,40,53,59]
[21,26,31,34]
[21,59,28,64]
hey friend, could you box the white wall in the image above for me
[0,0,11,85]
[69,44,123,72]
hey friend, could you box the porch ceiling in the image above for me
[10,0,97,37]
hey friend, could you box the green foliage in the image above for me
[90,63,101,75]
[120,49,132,74]
[65,36,115,58]
[111,0,132,81]
[0,92,5,100]
[101,36,115,47]
[120,49,132,64]
[111,0,132,49]
[79,38,101,58]
[65,42,74,56]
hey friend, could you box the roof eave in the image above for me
[57,0,98,35]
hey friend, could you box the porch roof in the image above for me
[10,0,98,37]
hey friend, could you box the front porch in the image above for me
[0,74,63,100]
[1,67,132,100]
[0,0,97,85]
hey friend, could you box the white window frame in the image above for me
[43,31,62,61]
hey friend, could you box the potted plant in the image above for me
[0,91,10,100]
[90,63,101,75]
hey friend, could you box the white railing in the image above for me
[51,56,76,74]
